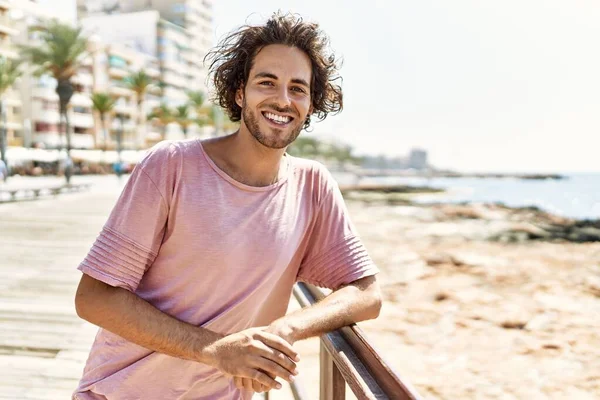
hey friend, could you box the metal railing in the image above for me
[265,283,423,400]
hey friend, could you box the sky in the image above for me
[48,1,600,173]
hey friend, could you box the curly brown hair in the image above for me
[205,12,343,130]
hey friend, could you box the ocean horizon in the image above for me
[333,172,600,220]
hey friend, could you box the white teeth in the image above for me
[264,112,291,124]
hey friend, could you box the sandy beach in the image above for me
[342,197,600,399]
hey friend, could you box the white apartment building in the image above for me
[82,10,211,138]
[77,0,213,97]
[0,0,23,147]
[12,0,96,150]
[87,39,162,149]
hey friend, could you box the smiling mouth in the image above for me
[262,111,294,126]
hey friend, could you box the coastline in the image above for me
[342,191,600,399]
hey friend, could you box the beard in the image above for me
[241,101,304,149]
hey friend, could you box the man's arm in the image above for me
[75,274,299,389]
[266,275,382,344]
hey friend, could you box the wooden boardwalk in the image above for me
[0,177,120,399]
[0,176,325,400]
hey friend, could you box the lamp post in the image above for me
[116,113,124,178]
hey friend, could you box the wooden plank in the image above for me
[320,341,346,400]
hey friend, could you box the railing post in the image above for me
[320,341,345,400]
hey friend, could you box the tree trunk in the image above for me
[137,97,144,149]
[100,114,107,152]
[56,80,74,184]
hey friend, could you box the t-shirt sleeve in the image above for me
[297,165,379,290]
[77,142,177,292]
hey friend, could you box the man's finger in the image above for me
[233,376,243,390]
[255,331,300,362]
[244,368,282,390]
[253,357,296,384]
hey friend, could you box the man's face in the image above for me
[236,44,313,149]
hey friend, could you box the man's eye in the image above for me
[291,87,306,93]
[259,81,274,86]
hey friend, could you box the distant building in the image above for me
[12,0,95,149]
[77,0,212,95]
[0,1,24,147]
[407,148,428,170]
[87,39,162,149]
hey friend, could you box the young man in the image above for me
[73,12,381,400]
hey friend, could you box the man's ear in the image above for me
[235,86,244,108]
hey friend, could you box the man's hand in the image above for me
[232,323,298,393]
[203,327,299,391]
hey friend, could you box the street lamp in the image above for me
[115,113,124,178]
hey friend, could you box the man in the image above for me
[74,12,381,400]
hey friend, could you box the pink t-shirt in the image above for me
[74,139,378,400]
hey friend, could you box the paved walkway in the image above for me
[0,176,123,399]
[0,175,325,400]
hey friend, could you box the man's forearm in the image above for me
[268,275,381,343]
[75,275,222,364]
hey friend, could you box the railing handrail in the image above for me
[292,282,423,400]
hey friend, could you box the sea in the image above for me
[333,172,600,221]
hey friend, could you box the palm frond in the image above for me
[91,92,116,114]
[0,57,23,95]
[124,70,153,99]
[19,19,89,82]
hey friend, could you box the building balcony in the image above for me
[71,93,93,107]
[32,109,60,124]
[162,72,188,90]
[0,15,18,36]
[33,86,58,100]
[109,67,129,79]
[146,66,160,77]
[31,132,95,150]
[71,112,95,129]
[109,85,134,97]
[111,119,136,131]
[114,103,136,116]
[6,120,22,131]
[72,72,94,87]
[4,90,21,107]
[0,42,18,59]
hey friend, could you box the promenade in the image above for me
[0,176,122,398]
[0,176,326,400]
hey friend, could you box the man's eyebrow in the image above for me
[253,72,278,80]
[253,72,310,88]
[291,78,310,88]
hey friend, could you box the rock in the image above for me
[500,320,527,330]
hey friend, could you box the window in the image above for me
[109,55,127,68]
[73,106,90,114]
[40,100,58,111]
[74,127,88,134]
[35,122,58,132]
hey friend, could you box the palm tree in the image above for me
[187,90,205,114]
[20,20,88,184]
[90,92,115,153]
[124,70,152,148]
[0,57,22,180]
[187,90,213,136]
[174,104,193,138]
[147,103,173,140]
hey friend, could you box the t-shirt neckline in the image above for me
[195,139,291,192]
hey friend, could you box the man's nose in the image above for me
[273,86,292,108]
